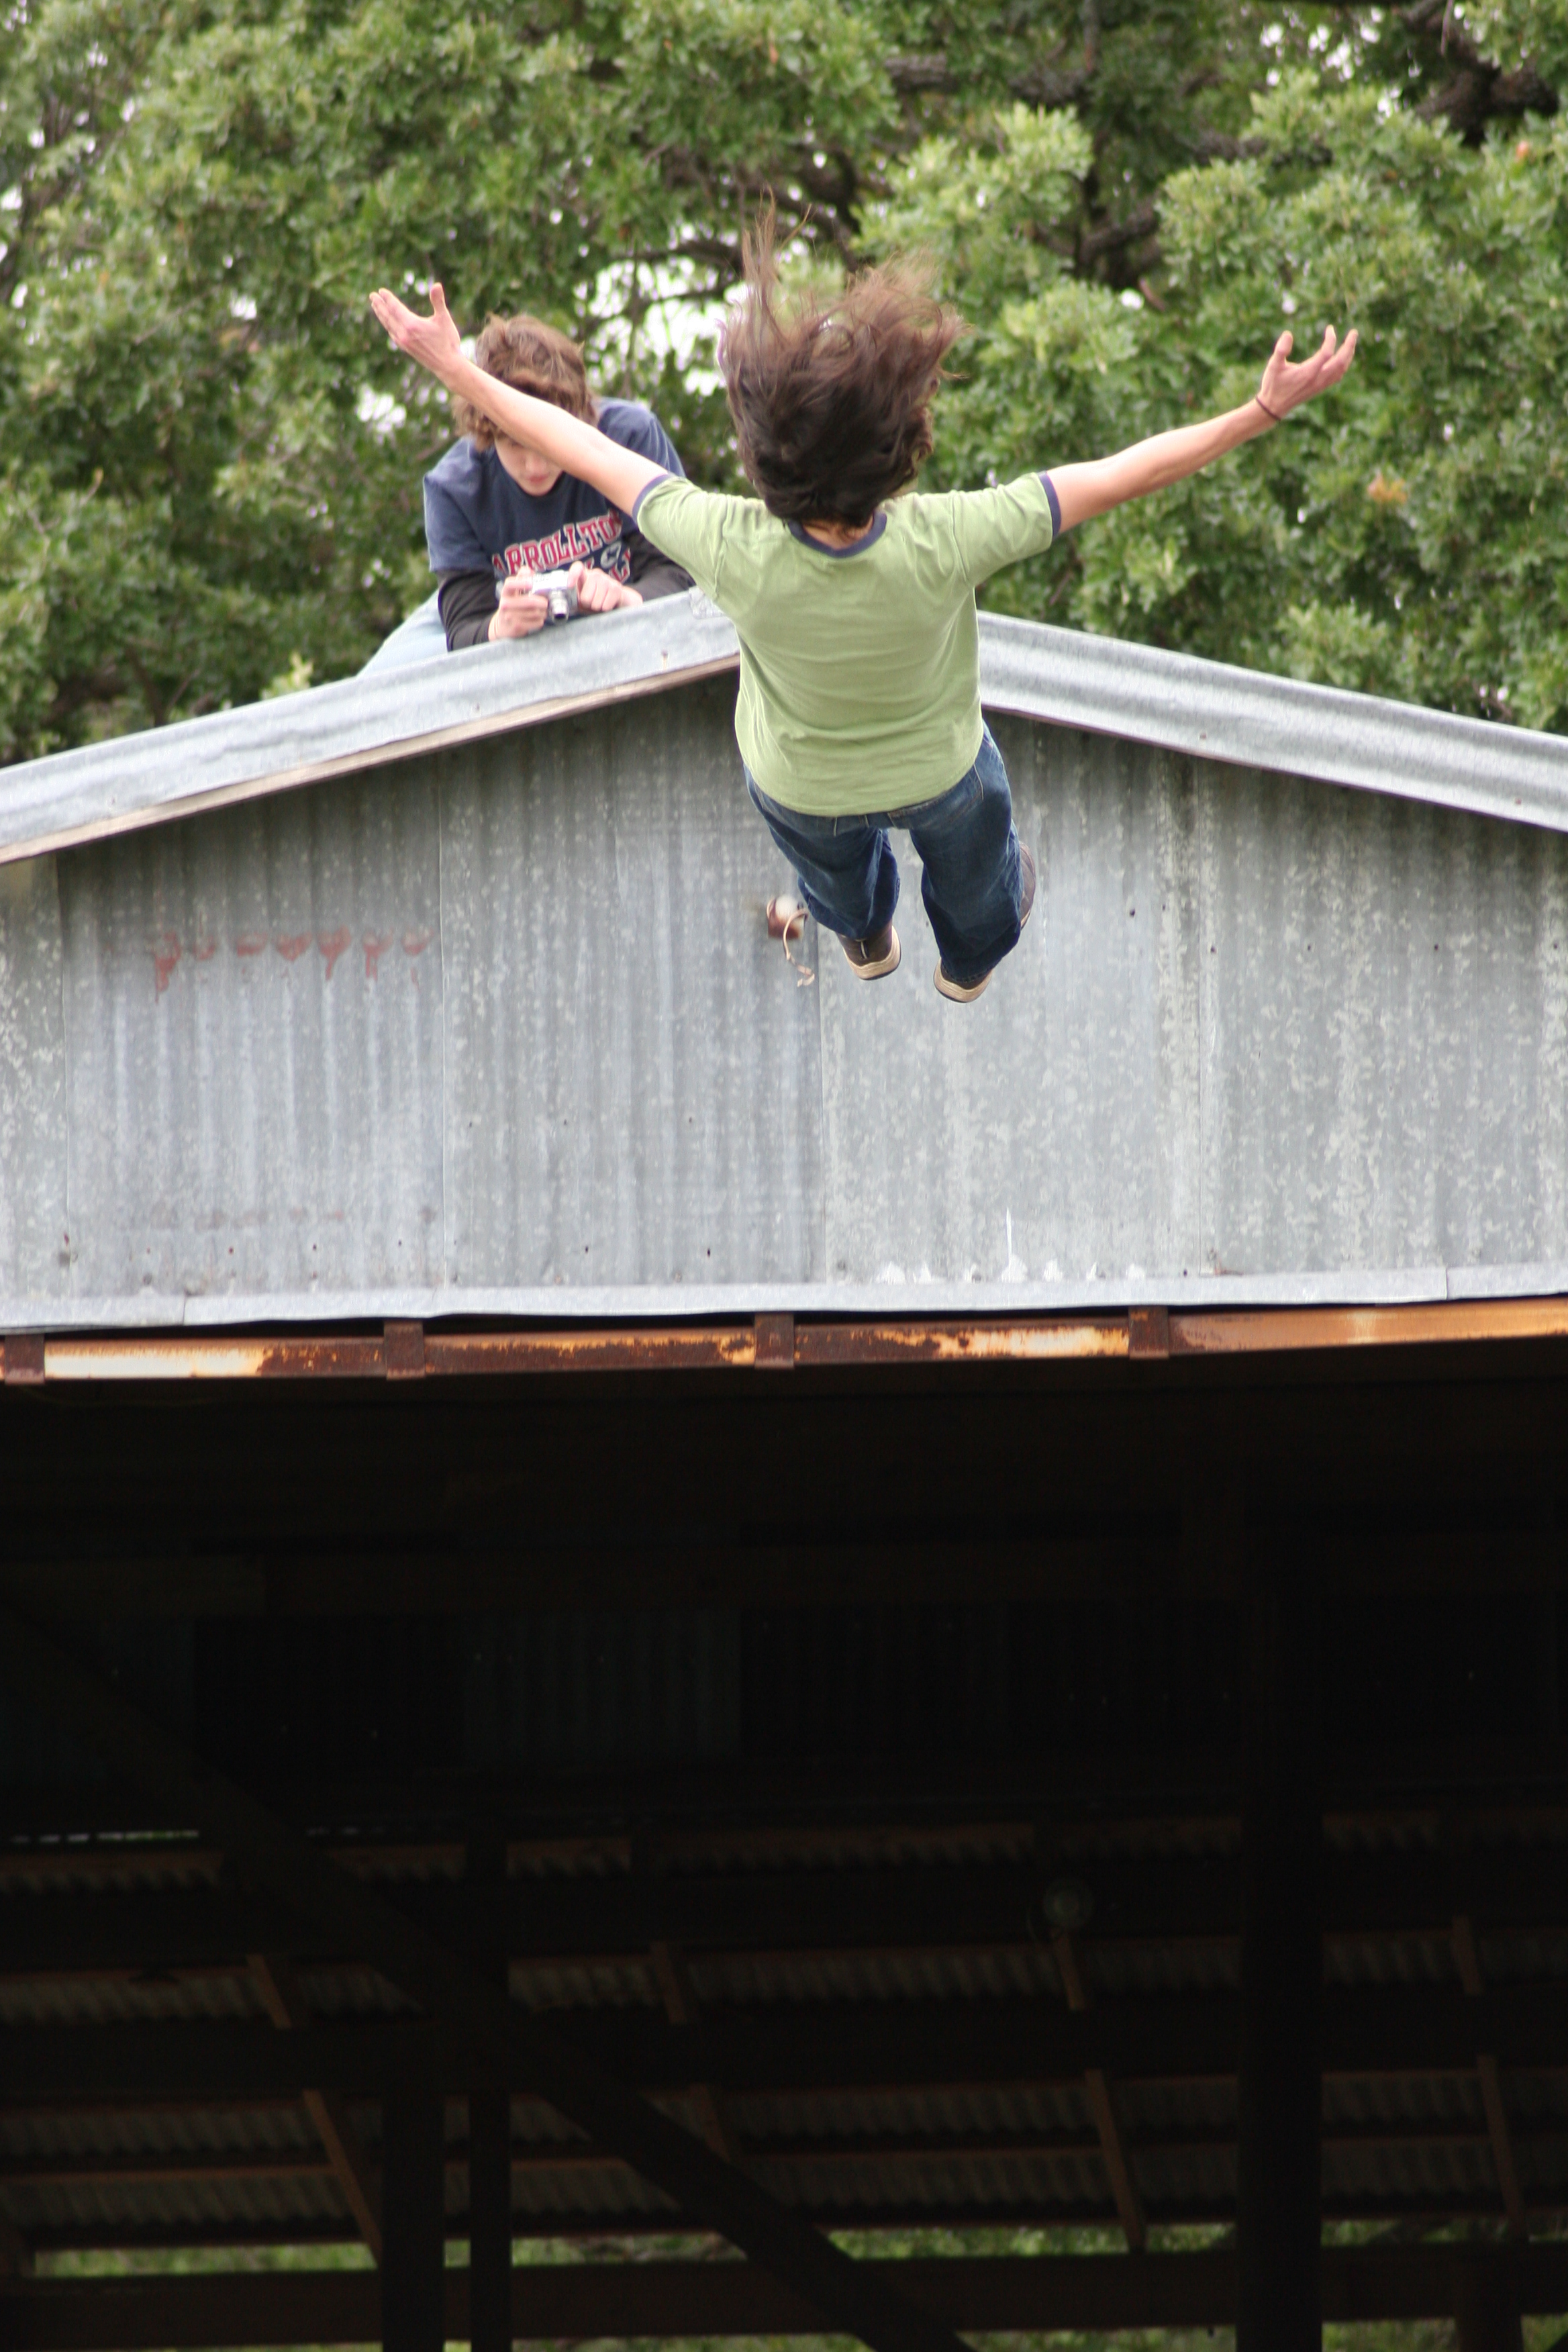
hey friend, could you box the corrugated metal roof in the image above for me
[4,600,1568,868]
[0,600,740,867]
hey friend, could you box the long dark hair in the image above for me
[718,207,966,529]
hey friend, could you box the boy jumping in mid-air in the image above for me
[372,224,1355,1001]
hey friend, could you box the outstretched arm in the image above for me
[369,284,669,516]
[1048,326,1358,533]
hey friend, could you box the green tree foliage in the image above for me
[887,61,1568,726]
[0,0,1563,761]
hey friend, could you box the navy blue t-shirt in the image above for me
[422,399,683,587]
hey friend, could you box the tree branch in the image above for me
[1011,60,1092,111]
[1316,0,1559,140]
[1079,198,1158,268]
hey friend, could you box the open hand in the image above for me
[569,562,643,615]
[369,281,464,383]
[1257,324,1359,422]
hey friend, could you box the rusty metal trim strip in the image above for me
[1167,1299,1568,1355]
[791,1321,1128,1367]
[36,1338,387,1381]
[7,1298,1568,1383]
[428,1328,758,1375]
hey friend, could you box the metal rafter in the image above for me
[7,1977,1568,2098]
[248,1954,383,2261]
[1052,1928,1146,2251]
[1453,1912,1528,2240]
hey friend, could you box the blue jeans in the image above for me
[746,728,1024,990]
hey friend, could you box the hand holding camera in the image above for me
[488,560,644,642]
[488,576,550,640]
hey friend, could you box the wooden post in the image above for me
[382,2071,445,2352]
[1236,1519,1322,2352]
[468,1830,512,2352]
[1453,2251,1524,2352]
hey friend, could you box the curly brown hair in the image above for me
[453,313,596,448]
[718,209,966,530]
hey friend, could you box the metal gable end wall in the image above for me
[4,606,1568,1327]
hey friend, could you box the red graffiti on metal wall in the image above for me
[146,930,435,996]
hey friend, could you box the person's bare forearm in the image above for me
[1050,400,1271,532]
[1047,326,1357,534]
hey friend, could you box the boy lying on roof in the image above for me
[373,224,1355,1001]
[424,310,692,651]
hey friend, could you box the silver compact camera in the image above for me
[530,569,579,624]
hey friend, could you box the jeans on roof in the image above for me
[745,725,1025,990]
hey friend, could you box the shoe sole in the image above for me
[934,845,1035,1003]
[934,963,990,1002]
[843,926,901,980]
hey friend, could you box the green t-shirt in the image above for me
[632,472,1060,817]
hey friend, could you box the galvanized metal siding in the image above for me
[823,720,1207,1288]
[7,678,1568,1316]
[0,856,68,1306]
[1192,764,1568,1277]
[57,777,446,1302]
[440,681,823,1289]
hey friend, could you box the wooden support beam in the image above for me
[1534,1593,1562,1741]
[5,1524,1567,1619]
[1236,1522,1322,2352]
[1082,2071,1145,2251]
[7,1975,1568,2102]
[5,2189,1561,2266]
[0,1600,973,2352]
[1453,1913,1528,2239]
[3,2113,1536,2199]
[11,2119,1535,2173]
[0,2018,444,2100]
[1476,2058,1527,2239]
[12,1839,1568,1978]
[5,2246,1568,2347]
[1051,1930,1145,2251]
[1453,2249,1525,2352]
[0,2216,34,2277]
[249,1954,383,2261]
[466,1831,511,2352]
[650,1941,738,2163]
[9,1730,1568,1861]
[381,2074,444,2352]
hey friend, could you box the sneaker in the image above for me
[841,922,901,980]
[934,843,1036,1003]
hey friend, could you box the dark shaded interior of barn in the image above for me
[2,1328,1567,2351]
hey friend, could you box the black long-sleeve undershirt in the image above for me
[436,545,694,651]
